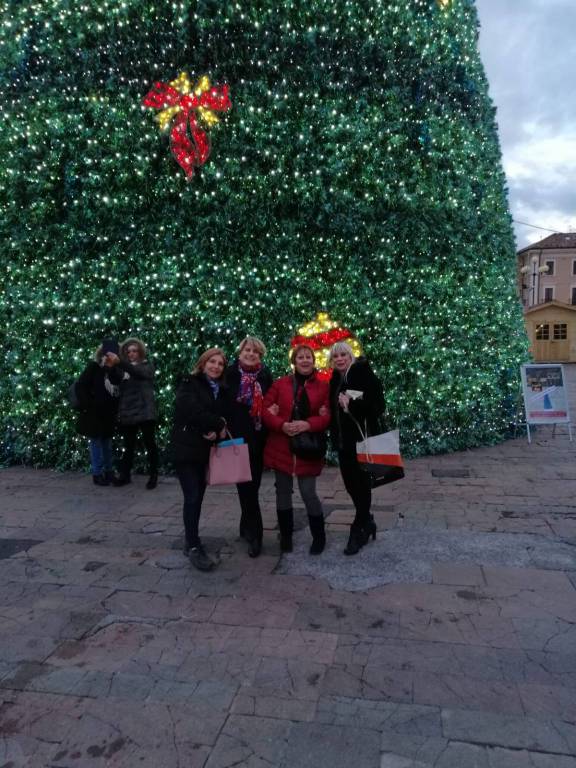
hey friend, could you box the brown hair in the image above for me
[120,337,147,362]
[192,347,227,378]
[290,344,316,365]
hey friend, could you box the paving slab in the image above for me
[2,431,576,766]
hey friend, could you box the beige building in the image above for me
[518,233,576,362]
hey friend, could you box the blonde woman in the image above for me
[226,336,273,558]
[329,342,385,555]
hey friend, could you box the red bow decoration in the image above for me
[142,73,231,179]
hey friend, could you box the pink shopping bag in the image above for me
[206,442,252,485]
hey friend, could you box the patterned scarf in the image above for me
[237,364,263,430]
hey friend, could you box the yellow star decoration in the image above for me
[156,73,222,132]
[437,0,453,8]
[291,312,363,372]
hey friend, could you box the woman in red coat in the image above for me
[262,344,330,554]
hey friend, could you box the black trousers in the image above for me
[237,441,265,542]
[176,462,207,547]
[338,447,372,528]
[119,420,158,475]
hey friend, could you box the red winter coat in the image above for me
[262,373,330,477]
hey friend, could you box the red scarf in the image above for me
[237,364,263,430]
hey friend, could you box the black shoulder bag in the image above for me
[289,377,327,461]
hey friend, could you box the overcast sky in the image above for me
[475,0,576,248]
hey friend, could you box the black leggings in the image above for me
[119,420,158,475]
[176,462,207,548]
[237,445,265,541]
[338,448,372,527]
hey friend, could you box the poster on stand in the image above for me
[520,364,572,442]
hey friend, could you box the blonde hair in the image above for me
[120,337,147,362]
[290,344,316,365]
[238,335,267,357]
[328,341,356,365]
[192,347,227,378]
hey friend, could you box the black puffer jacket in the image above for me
[75,362,123,438]
[168,374,233,464]
[225,360,273,449]
[117,360,157,425]
[329,358,385,450]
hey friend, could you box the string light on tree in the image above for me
[0,0,528,468]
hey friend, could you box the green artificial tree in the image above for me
[0,0,528,468]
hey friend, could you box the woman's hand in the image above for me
[338,393,351,412]
[267,403,279,416]
[282,422,295,436]
[290,420,310,435]
[202,431,217,441]
[219,427,227,439]
[319,405,328,417]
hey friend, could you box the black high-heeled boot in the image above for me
[277,508,293,553]
[360,516,377,546]
[343,524,364,556]
[308,515,326,555]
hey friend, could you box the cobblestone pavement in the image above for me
[2,429,576,767]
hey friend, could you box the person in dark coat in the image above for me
[114,337,159,490]
[329,341,385,555]
[75,338,123,486]
[262,344,330,555]
[169,348,232,572]
[226,336,273,558]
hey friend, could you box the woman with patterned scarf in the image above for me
[226,336,273,558]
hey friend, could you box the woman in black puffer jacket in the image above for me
[76,339,124,486]
[114,337,159,489]
[169,348,233,572]
[329,342,385,556]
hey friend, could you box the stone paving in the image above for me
[1,428,576,767]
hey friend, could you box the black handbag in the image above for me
[289,377,327,461]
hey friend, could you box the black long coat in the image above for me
[225,361,273,453]
[169,374,233,465]
[75,362,123,439]
[329,358,385,451]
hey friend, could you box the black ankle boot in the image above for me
[343,525,364,556]
[308,515,326,555]
[146,473,158,490]
[93,474,109,487]
[113,472,131,487]
[360,516,377,546]
[248,537,262,558]
[277,508,293,553]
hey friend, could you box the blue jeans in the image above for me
[176,463,207,547]
[89,438,113,476]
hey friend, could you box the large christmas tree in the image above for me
[0,0,527,467]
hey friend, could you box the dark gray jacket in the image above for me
[117,361,157,425]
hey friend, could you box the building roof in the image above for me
[518,233,576,254]
[524,299,576,316]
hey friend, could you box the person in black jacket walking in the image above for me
[114,337,159,490]
[169,348,232,571]
[329,342,385,556]
[76,339,123,486]
[226,336,273,558]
